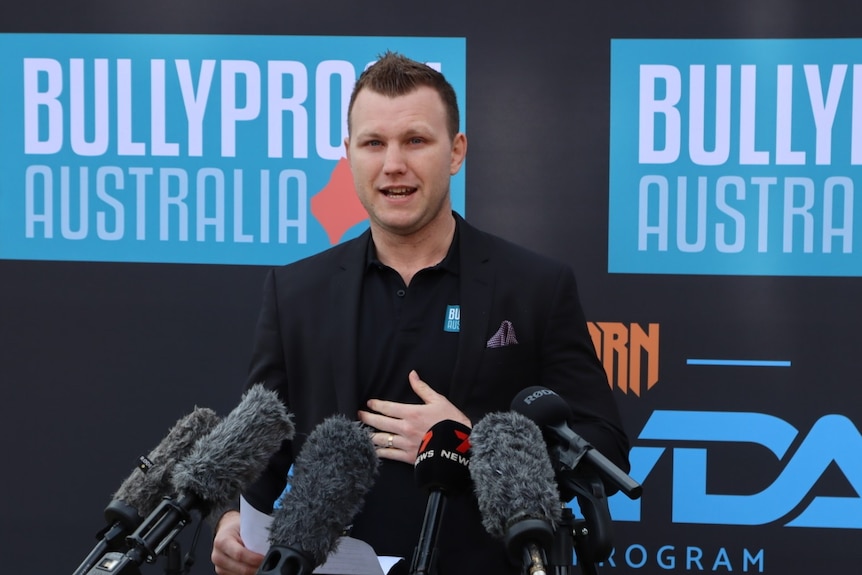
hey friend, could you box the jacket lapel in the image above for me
[329,230,370,414]
[450,216,495,407]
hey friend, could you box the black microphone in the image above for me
[87,384,294,574]
[510,386,641,499]
[469,411,561,575]
[72,406,220,575]
[409,419,472,575]
[257,414,379,575]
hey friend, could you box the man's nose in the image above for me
[383,144,407,174]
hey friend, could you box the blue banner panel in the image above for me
[0,34,466,265]
[609,39,862,276]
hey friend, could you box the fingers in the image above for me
[358,407,404,435]
[211,511,265,575]
[358,370,471,463]
[365,371,438,418]
[409,370,471,429]
[366,429,416,463]
[358,409,412,463]
[375,431,396,450]
[407,369,439,402]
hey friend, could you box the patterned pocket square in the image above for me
[487,320,519,348]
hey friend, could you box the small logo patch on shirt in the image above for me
[444,305,460,332]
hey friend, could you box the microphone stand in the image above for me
[73,501,142,575]
[83,496,205,575]
[165,540,183,575]
[548,505,575,575]
[545,443,642,575]
[409,490,445,575]
[164,516,204,575]
[546,474,609,575]
[548,506,600,575]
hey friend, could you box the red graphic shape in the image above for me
[419,430,433,453]
[454,429,471,453]
[311,157,368,245]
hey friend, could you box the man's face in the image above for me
[345,85,467,239]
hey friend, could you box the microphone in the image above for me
[469,411,561,575]
[72,406,220,575]
[169,384,295,514]
[257,414,379,575]
[88,384,294,574]
[409,419,473,575]
[510,386,641,499]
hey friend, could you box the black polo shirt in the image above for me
[356,224,461,405]
[351,222,464,562]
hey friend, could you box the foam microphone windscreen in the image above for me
[414,419,472,495]
[267,414,379,567]
[170,384,294,514]
[469,411,562,538]
[109,406,220,524]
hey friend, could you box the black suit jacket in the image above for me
[242,213,629,573]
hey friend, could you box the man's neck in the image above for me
[372,213,456,286]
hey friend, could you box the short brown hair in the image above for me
[347,51,461,139]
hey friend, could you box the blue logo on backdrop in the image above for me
[609,410,862,529]
[609,39,862,276]
[0,33,467,265]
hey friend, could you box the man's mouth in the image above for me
[381,187,416,197]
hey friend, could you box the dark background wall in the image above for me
[1,1,860,573]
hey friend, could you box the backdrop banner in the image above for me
[0,2,859,575]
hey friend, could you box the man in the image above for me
[212,51,629,575]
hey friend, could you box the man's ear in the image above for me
[450,132,467,175]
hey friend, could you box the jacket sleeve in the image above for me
[537,264,631,475]
[240,268,294,513]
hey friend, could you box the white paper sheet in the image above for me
[238,495,403,574]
